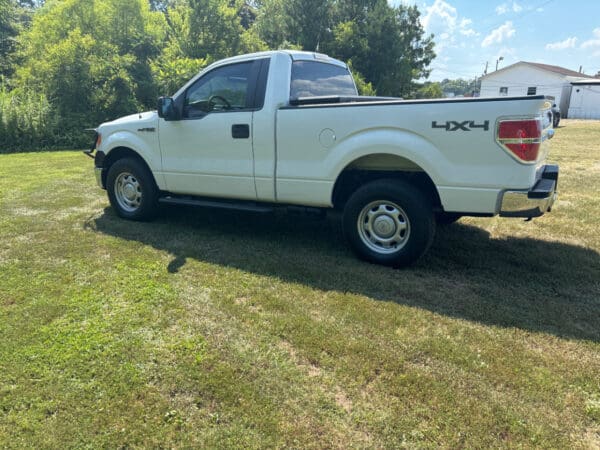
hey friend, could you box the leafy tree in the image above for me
[97,0,167,106]
[20,0,165,114]
[438,78,480,97]
[16,0,44,7]
[343,1,434,97]
[151,51,209,96]
[333,0,377,23]
[284,0,332,51]
[253,0,288,48]
[253,0,435,98]
[237,0,256,29]
[153,0,266,94]
[347,61,375,96]
[164,0,264,60]
[328,20,368,63]
[15,0,167,146]
[1,85,56,152]
[149,0,172,11]
[414,81,443,99]
[0,0,18,81]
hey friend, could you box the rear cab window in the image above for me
[290,61,357,100]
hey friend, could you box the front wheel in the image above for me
[343,179,436,267]
[106,158,158,221]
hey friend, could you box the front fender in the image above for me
[100,130,165,190]
[101,131,158,170]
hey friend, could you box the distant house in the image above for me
[568,79,600,119]
[480,62,597,117]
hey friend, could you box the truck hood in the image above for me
[98,111,158,133]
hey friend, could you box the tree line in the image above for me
[0,0,437,152]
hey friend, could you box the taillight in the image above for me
[95,133,102,149]
[496,119,542,163]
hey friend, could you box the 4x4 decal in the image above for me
[432,120,490,131]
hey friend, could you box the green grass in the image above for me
[1,120,599,448]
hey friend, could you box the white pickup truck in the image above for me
[87,50,558,267]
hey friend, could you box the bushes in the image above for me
[0,0,168,153]
[0,88,54,153]
[0,87,95,153]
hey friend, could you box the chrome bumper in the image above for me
[95,167,105,189]
[500,191,557,218]
[500,165,558,218]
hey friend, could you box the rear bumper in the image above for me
[500,164,558,218]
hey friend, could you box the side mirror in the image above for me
[157,96,178,121]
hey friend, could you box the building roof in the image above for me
[482,61,597,79]
[522,62,594,78]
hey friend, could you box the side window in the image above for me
[499,87,508,96]
[527,86,537,95]
[290,61,357,99]
[184,62,253,118]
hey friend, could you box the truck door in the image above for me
[158,59,267,200]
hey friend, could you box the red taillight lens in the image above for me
[497,119,542,162]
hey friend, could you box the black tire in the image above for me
[435,212,462,225]
[342,179,436,267]
[106,157,158,221]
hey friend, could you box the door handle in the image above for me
[232,124,250,139]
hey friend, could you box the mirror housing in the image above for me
[157,96,178,121]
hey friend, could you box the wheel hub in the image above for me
[373,215,396,238]
[114,172,142,212]
[123,183,137,201]
[357,200,411,254]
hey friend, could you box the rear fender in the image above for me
[328,128,447,197]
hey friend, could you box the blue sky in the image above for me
[389,0,600,81]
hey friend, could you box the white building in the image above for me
[568,79,600,119]
[480,62,596,116]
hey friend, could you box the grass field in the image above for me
[1,120,599,448]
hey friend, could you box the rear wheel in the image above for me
[343,179,435,267]
[106,158,158,221]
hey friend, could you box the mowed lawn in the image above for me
[1,120,599,449]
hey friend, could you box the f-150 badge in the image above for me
[432,120,489,131]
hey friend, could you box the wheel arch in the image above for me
[101,147,159,191]
[331,153,442,210]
